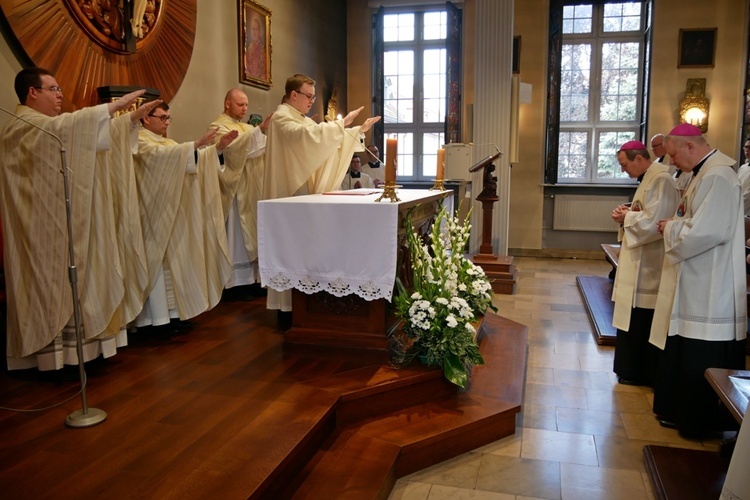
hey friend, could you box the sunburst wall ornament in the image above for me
[0,0,197,110]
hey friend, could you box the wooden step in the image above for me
[576,274,617,345]
[282,312,528,499]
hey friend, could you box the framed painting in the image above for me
[512,36,521,74]
[678,28,717,68]
[239,0,272,89]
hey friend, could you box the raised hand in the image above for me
[130,99,162,123]
[108,89,147,117]
[218,129,239,151]
[195,127,219,149]
[360,115,381,133]
[259,112,274,132]
[343,106,364,126]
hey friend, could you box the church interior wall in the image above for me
[0,1,349,145]
[0,0,748,254]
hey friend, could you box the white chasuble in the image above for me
[263,103,363,200]
[611,162,679,330]
[649,151,747,349]
[211,114,266,276]
[134,130,231,321]
[100,114,149,326]
[0,104,127,365]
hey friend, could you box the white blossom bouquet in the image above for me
[391,204,495,388]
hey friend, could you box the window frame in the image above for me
[545,0,652,185]
[373,5,460,182]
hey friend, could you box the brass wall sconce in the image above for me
[678,78,710,133]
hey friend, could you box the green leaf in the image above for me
[444,352,468,388]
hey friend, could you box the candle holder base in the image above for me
[375,183,401,202]
[429,179,446,191]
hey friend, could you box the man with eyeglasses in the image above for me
[261,73,381,319]
[132,102,239,328]
[0,67,161,370]
[208,88,273,291]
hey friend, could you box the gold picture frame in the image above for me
[238,0,272,89]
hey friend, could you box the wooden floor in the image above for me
[0,288,526,499]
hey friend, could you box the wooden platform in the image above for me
[576,275,617,345]
[643,445,729,500]
[0,294,527,499]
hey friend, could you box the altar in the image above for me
[258,189,451,351]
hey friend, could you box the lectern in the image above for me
[468,152,517,294]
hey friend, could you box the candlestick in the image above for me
[436,148,445,180]
[385,138,397,183]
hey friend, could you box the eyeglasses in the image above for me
[651,142,663,148]
[148,114,172,123]
[34,86,63,94]
[294,90,316,102]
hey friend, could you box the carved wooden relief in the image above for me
[0,0,196,110]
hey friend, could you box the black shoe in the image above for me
[656,415,678,429]
[618,377,646,386]
[277,311,292,331]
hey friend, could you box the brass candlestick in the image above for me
[429,178,446,191]
[375,181,401,202]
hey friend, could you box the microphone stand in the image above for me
[0,106,107,428]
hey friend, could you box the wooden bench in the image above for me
[575,243,619,346]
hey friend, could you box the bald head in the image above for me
[224,88,248,121]
[650,133,666,159]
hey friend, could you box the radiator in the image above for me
[552,194,629,232]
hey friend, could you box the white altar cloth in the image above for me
[258,189,450,301]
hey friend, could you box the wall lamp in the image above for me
[678,78,710,133]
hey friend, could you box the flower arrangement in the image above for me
[392,204,496,388]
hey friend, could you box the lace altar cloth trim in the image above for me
[262,271,393,301]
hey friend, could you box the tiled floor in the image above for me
[389,256,746,500]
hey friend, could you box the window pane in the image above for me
[392,133,414,177]
[558,131,588,179]
[422,132,445,177]
[600,43,639,121]
[423,11,446,40]
[603,2,641,33]
[596,131,635,179]
[384,13,415,42]
[563,4,592,34]
[423,48,446,122]
[384,51,414,124]
[560,44,591,122]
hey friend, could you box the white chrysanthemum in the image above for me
[446,315,458,328]
[436,297,449,305]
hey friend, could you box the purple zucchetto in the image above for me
[668,123,703,137]
[618,140,646,151]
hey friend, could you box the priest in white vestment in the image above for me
[132,103,236,327]
[610,141,679,388]
[0,68,159,370]
[209,89,270,287]
[340,155,375,190]
[261,73,381,314]
[361,144,385,187]
[650,123,747,437]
